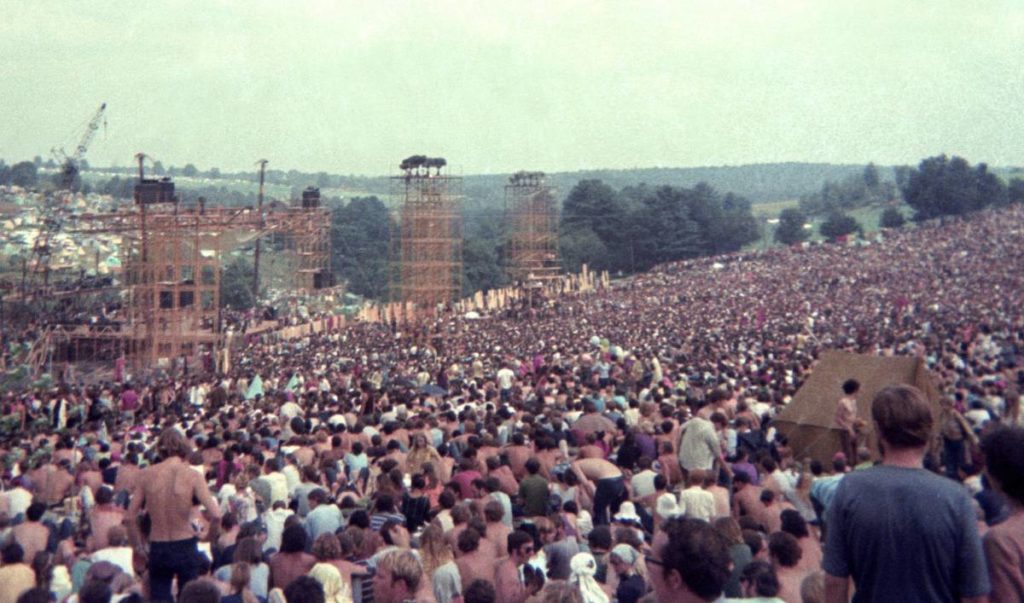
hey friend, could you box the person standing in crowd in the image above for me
[834,379,861,463]
[823,385,990,603]
[979,426,1024,601]
[127,428,221,602]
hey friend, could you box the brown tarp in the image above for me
[773,350,941,465]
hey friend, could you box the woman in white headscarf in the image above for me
[569,552,610,603]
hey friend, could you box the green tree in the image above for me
[879,207,906,229]
[463,236,505,295]
[819,212,862,239]
[559,227,609,273]
[1009,178,1024,205]
[207,167,221,179]
[220,256,255,310]
[901,155,1007,221]
[8,161,38,188]
[863,163,880,189]
[331,196,390,299]
[181,163,199,178]
[775,208,809,245]
[560,180,630,271]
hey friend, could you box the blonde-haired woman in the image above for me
[419,524,463,603]
[309,562,353,603]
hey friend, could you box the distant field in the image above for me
[746,202,913,250]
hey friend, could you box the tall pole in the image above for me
[253,159,268,302]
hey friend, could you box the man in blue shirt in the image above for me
[823,384,989,603]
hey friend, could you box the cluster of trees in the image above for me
[0,160,40,188]
[900,155,1023,221]
[330,197,390,299]
[798,163,896,216]
[559,180,761,273]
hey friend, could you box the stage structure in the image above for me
[504,171,561,284]
[390,155,462,307]
[64,165,331,370]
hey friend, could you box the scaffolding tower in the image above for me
[505,171,561,284]
[390,156,462,307]
[67,177,331,371]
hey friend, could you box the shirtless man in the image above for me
[571,457,627,525]
[483,500,512,557]
[732,472,764,520]
[87,487,125,552]
[128,428,220,602]
[34,459,76,507]
[11,502,49,563]
[503,434,532,481]
[494,530,535,603]
[454,528,496,591]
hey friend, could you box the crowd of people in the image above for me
[0,205,1023,603]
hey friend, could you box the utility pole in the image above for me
[252,159,268,302]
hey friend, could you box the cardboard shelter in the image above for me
[773,350,941,465]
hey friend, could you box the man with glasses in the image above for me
[495,530,536,603]
[646,517,732,603]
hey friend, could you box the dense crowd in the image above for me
[1,205,1023,603]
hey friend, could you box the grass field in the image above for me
[748,201,914,249]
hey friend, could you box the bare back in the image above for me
[130,457,218,542]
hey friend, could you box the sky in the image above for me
[1,0,1022,176]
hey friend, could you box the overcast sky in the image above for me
[1,0,1021,176]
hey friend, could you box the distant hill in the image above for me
[462,163,880,206]
[80,161,1023,210]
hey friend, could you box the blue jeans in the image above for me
[149,537,201,602]
[593,476,627,526]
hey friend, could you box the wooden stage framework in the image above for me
[389,156,462,307]
[504,171,561,284]
[62,179,331,370]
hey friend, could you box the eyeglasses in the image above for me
[644,554,664,567]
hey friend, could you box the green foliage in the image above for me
[901,155,1007,221]
[7,161,38,188]
[879,207,906,229]
[819,212,862,239]
[181,163,199,178]
[220,256,255,310]
[798,163,895,216]
[331,196,390,299]
[775,208,810,245]
[463,236,505,295]
[1009,178,1024,205]
[560,227,610,273]
[559,179,761,273]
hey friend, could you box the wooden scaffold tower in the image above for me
[66,157,331,372]
[505,171,561,284]
[390,155,462,308]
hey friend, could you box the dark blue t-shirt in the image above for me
[823,465,990,603]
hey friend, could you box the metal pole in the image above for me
[253,160,268,302]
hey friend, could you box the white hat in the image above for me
[613,501,642,524]
[656,493,683,519]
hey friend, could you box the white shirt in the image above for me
[497,368,515,390]
[6,487,33,518]
[630,470,658,499]
[678,486,716,522]
[263,508,295,552]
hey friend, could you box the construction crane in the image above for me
[50,102,107,192]
[25,102,107,299]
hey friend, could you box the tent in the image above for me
[773,350,941,465]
